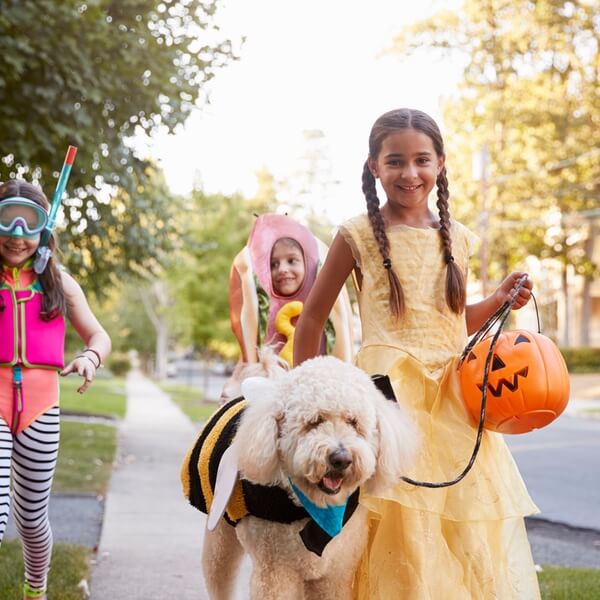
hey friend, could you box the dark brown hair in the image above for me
[271,237,304,258]
[362,108,466,318]
[0,180,67,319]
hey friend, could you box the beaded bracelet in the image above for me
[84,347,102,367]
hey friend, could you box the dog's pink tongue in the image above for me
[323,476,342,491]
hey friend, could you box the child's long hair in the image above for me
[361,108,466,318]
[0,180,67,319]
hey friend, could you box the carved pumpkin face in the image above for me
[458,330,570,434]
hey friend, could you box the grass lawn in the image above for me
[539,565,600,598]
[54,421,117,495]
[158,381,218,423]
[0,540,89,599]
[54,375,123,495]
[59,375,127,419]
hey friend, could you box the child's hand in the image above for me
[494,272,533,310]
[60,355,97,393]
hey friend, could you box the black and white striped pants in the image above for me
[0,406,60,594]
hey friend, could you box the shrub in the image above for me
[106,354,132,377]
[559,347,600,373]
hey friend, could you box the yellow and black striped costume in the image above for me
[181,396,359,556]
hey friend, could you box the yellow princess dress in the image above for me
[339,215,540,600]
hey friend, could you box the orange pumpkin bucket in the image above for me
[458,278,569,434]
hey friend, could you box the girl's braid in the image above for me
[362,161,404,318]
[436,167,453,263]
[436,167,466,313]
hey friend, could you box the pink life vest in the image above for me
[0,287,65,369]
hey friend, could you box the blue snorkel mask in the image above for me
[0,197,49,240]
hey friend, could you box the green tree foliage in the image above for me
[391,0,599,285]
[73,279,156,358]
[62,164,185,293]
[171,190,275,356]
[0,0,235,289]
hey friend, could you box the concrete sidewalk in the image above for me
[90,370,209,599]
[564,373,600,416]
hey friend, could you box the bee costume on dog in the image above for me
[181,396,359,556]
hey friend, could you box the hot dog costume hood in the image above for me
[228,214,354,364]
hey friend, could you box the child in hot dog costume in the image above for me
[228,213,353,365]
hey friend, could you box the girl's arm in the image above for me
[293,232,356,366]
[466,271,532,335]
[60,271,112,393]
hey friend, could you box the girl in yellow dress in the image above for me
[294,108,541,599]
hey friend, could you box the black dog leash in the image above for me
[393,275,534,489]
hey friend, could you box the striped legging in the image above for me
[0,406,60,594]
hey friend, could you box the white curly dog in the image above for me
[202,355,417,600]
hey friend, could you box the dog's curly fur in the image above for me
[218,346,289,405]
[202,355,418,600]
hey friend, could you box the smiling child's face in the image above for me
[0,233,40,267]
[270,238,306,297]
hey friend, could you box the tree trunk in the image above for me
[561,262,570,347]
[580,220,596,347]
[155,320,169,380]
[139,281,170,380]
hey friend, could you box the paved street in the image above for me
[525,518,600,569]
[507,412,600,531]
[506,379,600,570]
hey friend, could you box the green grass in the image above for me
[59,375,127,419]
[539,565,600,598]
[0,540,89,599]
[158,381,218,423]
[54,421,117,495]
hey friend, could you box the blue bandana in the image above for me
[289,479,348,538]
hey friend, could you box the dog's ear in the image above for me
[234,377,284,485]
[365,391,419,494]
[240,376,275,402]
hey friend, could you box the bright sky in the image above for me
[152,0,463,224]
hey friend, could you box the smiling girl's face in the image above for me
[368,128,444,222]
[0,234,39,267]
[270,238,306,297]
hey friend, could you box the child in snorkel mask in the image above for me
[0,180,111,600]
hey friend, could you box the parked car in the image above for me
[211,361,236,376]
[166,362,178,378]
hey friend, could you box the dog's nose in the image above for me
[328,448,352,471]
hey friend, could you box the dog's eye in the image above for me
[306,415,324,429]
[346,416,359,430]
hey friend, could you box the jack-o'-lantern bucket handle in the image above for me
[458,275,539,367]
[399,275,532,489]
